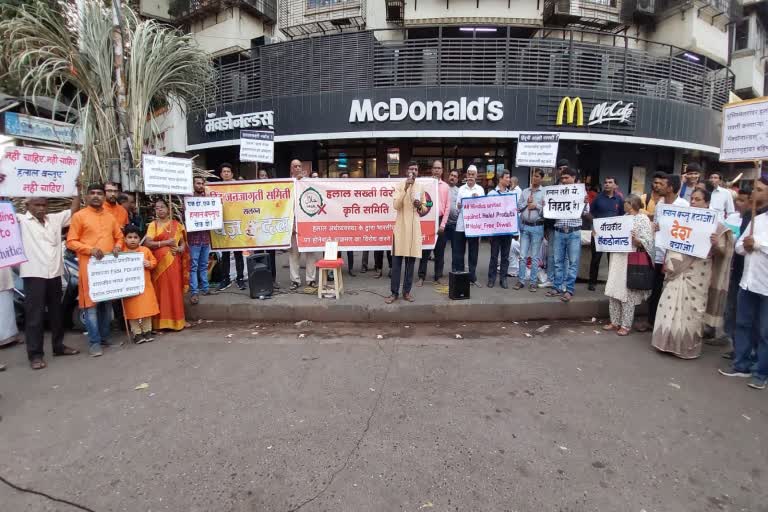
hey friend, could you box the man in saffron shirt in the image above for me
[103,181,129,228]
[66,183,124,357]
[417,159,451,286]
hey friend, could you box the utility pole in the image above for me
[110,0,134,186]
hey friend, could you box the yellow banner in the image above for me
[205,179,294,250]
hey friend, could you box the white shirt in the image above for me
[17,210,72,279]
[456,183,485,232]
[709,186,735,217]
[736,212,768,296]
[511,185,523,198]
[654,196,689,264]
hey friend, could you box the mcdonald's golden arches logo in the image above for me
[555,96,584,126]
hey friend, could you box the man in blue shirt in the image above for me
[587,176,625,291]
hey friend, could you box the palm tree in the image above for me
[0,0,214,185]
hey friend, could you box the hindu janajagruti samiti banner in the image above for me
[205,179,294,251]
[294,178,439,253]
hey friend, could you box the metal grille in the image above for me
[197,28,734,111]
[279,0,367,38]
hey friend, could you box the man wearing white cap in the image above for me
[452,165,486,286]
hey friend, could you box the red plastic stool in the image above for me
[315,258,345,299]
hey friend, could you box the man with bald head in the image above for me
[289,159,318,290]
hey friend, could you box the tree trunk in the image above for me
[111,0,133,186]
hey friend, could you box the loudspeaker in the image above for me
[449,271,470,300]
[246,254,273,298]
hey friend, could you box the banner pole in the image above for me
[752,160,761,236]
[121,298,131,344]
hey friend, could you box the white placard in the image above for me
[655,205,719,259]
[87,252,145,302]
[183,196,223,232]
[240,130,274,164]
[0,146,80,197]
[593,216,634,252]
[720,98,768,162]
[142,154,193,195]
[515,132,560,167]
[542,184,586,220]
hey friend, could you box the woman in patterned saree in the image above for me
[651,188,734,359]
[144,198,190,331]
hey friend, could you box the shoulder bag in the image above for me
[626,249,655,290]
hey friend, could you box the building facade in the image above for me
[140,0,744,191]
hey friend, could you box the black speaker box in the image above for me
[449,271,470,300]
[246,254,273,298]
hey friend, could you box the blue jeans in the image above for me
[519,224,544,285]
[732,288,768,380]
[189,244,211,295]
[553,229,581,295]
[81,302,112,348]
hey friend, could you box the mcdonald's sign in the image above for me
[555,96,584,126]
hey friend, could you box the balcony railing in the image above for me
[544,0,625,31]
[197,27,733,112]
[168,0,277,24]
[279,0,366,38]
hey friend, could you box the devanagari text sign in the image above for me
[593,216,633,252]
[240,130,275,164]
[142,155,193,195]
[515,133,560,167]
[183,196,223,232]
[655,205,719,259]
[87,252,145,302]
[542,184,586,220]
[0,146,80,197]
[0,201,26,269]
[720,97,768,162]
[462,194,520,238]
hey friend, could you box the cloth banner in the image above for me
[294,178,439,252]
[87,253,145,302]
[655,204,718,259]
[0,201,26,269]
[0,146,80,197]
[142,155,193,195]
[183,196,223,232]
[593,215,634,252]
[205,179,294,251]
[462,194,519,238]
[542,184,586,220]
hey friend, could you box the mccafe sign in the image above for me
[349,97,504,123]
[555,96,634,127]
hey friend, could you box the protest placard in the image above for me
[655,204,718,259]
[462,194,519,238]
[515,133,560,167]
[240,130,274,164]
[542,184,586,220]
[720,97,768,162]
[0,146,80,197]
[294,178,439,252]
[142,155,193,195]
[206,179,294,250]
[87,252,145,302]
[183,196,223,232]
[593,216,633,252]
[0,201,26,269]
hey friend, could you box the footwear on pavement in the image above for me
[747,376,767,390]
[89,345,103,357]
[513,281,525,290]
[471,281,483,288]
[53,346,79,356]
[217,280,232,292]
[289,281,300,291]
[416,278,425,287]
[718,368,751,378]
[499,279,508,289]
[587,283,596,291]
[236,278,246,290]
[190,294,199,305]
[384,295,397,304]
[30,359,46,370]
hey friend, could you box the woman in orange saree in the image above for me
[144,198,190,331]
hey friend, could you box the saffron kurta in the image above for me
[122,246,160,320]
[103,201,129,228]
[66,206,124,309]
[146,220,189,331]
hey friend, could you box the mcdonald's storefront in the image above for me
[186,86,723,193]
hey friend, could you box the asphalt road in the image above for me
[0,321,766,512]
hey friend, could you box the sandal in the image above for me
[403,293,415,302]
[560,292,573,303]
[30,359,46,370]
[53,346,80,356]
[617,327,631,336]
[384,295,397,304]
[190,294,199,305]
[602,323,617,331]
[546,290,561,297]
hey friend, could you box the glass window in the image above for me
[387,149,400,176]
[735,19,749,51]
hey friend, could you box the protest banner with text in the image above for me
[294,178,439,252]
[142,155,193,195]
[0,201,26,269]
[655,205,718,259]
[0,146,80,197]
[240,130,274,164]
[87,252,145,302]
[515,133,560,168]
[542,184,586,220]
[462,194,519,238]
[205,179,294,251]
[593,216,634,252]
[183,196,223,232]
[720,97,768,162]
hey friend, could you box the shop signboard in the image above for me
[462,194,519,238]
[720,97,768,162]
[142,154,193,195]
[205,179,294,251]
[87,253,145,302]
[239,130,274,164]
[3,112,82,145]
[655,204,718,259]
[515,133,560,168]
[593,216,634,253]
[0,146,80,197]
[294,178,438,252]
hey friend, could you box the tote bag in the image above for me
[626,249,654,290]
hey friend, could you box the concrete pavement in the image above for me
[0,321,765,512]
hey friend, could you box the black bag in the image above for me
[626,250,655,290]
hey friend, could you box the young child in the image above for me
[122,225,159,344]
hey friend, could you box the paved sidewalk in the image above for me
[188,243,612,323]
